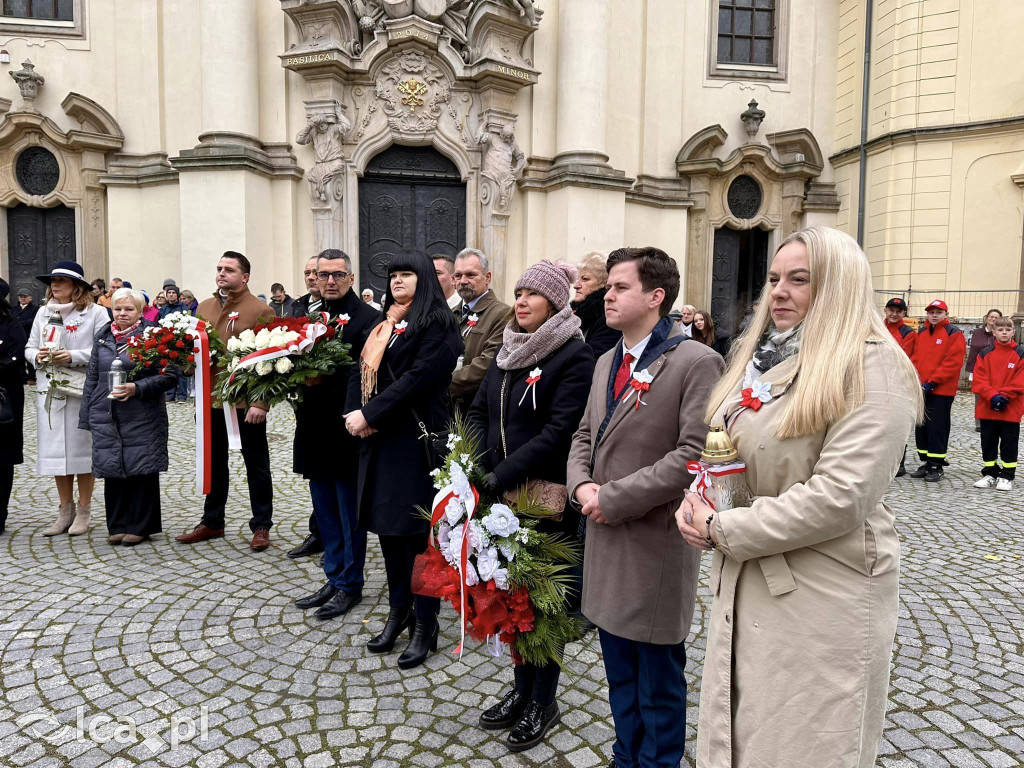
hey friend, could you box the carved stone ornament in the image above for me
[375,50,451,133]
[740,99,766,138]
[478,123,525,211]
[9,60,45,109]
[295,101,352,203]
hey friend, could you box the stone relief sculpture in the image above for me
[375,50,451,133]
[9,60,44,109]
[478,124,525,210]
[296,105,352,203]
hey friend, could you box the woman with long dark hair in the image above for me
[0,278,27,535]
[346,249,462,669]
[692,310,715,346]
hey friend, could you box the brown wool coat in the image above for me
[196,286,276,408]
[450,290,512,407]
[566,329,724,644]
[697,341,915,768]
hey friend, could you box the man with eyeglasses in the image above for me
[291,257,323,320]
[292,248,381,620]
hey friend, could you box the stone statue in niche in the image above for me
[478,124,525,210]
[296,106,352,203]
[504,0,540,26]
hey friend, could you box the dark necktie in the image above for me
[613,353,635,400]
[462,304,471,320]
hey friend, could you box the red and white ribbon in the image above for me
[462,313,479,337]
[518,367,542,409]
[686,459,748,509]
[227,311,239,334]
[623,368,654,410]
[189,317,214,493]
[388,320,408,348]
[227,321,330,383]
[427,482,481,659]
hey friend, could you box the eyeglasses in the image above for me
[317,271,350,282]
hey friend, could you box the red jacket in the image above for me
[911,319,966,396]
[886,319,916,358]
[971,340,1024,422]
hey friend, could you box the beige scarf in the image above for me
[360,302,411,404]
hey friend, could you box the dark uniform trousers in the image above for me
[201,408,274,531]
[915,392,954,466]
[980,420,1020,479]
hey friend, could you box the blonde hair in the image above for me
[705,226,923,438]
[577,252,608,285]
[45,282,92,310]
[111,287,144,313]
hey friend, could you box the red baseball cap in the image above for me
[927,299,948,311]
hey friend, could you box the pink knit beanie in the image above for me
[514,260,579,312]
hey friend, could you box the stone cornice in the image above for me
[99,152,179,187]
[830,116,1024,165]
[518,153,635,193]
[170,132,304,180]
[626,174,693,209]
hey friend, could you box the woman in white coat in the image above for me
[677,227,923,768]
[25,261,110,537]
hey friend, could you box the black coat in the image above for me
[12,302,38,337]
[571,287,621,359]
[293,290,380,480]
[468,338,594,538]
[291,292,323,318]
[79,321,178,478]
[0,317,27,465]
[357,319,462,536]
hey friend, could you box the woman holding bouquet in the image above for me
[468,261,594,752]
[346,249,462,670]
[25,261,110,537]
[80,288,178,545]
[676,227,922,768]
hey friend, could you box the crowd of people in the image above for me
[0,227,1016,767]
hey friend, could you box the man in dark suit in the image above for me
[13,288,38,382]
[292,248,380,620]
[449,248,511,413]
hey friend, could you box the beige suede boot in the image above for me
[42,503,76,536]
[67,502,92,536]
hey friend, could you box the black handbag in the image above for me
[385,361,449,470]
[0,386,14,424]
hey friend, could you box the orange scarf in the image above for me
[360,302,411,404]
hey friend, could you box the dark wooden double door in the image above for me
[711,226,769,351]
[358,145,466,299]
[6,203,76,304]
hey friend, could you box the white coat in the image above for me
[25,301,110,476]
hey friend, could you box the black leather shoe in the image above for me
[507,700,560,752]
[895,458,906,477]
[315,590,362,620]
[924,467,944,483]
[287,534,324,559]
[397,616,438,669]
[367,608,415,654]
[295,583,337,610]
[479,689,528,730]
[909,463,931,478]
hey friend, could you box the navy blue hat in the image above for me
[122,281,132,289]
[36,260,91,290]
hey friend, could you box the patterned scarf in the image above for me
[743,322,803,388]
[360,302,412,404]
[111,319,141,344]
[496,305,583,371]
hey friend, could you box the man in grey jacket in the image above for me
[567,246,723,768]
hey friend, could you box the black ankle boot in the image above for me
[479,689,528,730]
[507,700,560,752]
[397,615,438,669]
[367,608,415,654]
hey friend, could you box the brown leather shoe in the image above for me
[250,528,270,551]
[174,524,225,544]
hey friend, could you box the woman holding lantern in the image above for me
[25,261,110,537]
[79,288,178,545]
[677,227,922,768]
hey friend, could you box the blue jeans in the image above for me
[309,477,365,594]
[599,628,688,768]
[167,375,190,400]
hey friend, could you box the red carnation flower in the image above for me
[169,351,180,360]
[175,340,186,349]
[160,359,170,367]
[186,354,195,363]
[145,339,157,350]
[157,345,169,354]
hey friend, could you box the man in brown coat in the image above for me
[567,246,723,768]
[449,248,511,412]
[175,251,277,552]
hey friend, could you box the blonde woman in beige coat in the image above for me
[677,227,922,768]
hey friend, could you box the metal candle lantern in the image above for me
[699,425,750,511]
[107,358,125,399]
[43,311,64,351]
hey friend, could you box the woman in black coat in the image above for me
[346,249,462,669]
[468,260,595,753]
[570,253,621,359]
[0,279,27,535]
[79,288,177,545]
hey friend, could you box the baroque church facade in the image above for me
[0,0,1022,334]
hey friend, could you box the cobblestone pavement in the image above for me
[0,394,1021,768]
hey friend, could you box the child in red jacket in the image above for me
[884,297,916,476]
[910,300,966,482]
[970,316,1024,490]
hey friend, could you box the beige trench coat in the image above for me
[697,341,915,768]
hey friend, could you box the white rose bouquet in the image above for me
[216,314,351,409]
[411,415,581,667]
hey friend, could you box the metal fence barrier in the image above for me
[873,290,1023,325]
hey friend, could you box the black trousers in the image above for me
[514,656,562,707]
[307,507,320,537]
[105,474,163,536]
[980,419,1019,479]
[915,393,954,465]
[201,408,273,531]
[0,463,13,532]
[378,533,440,620]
